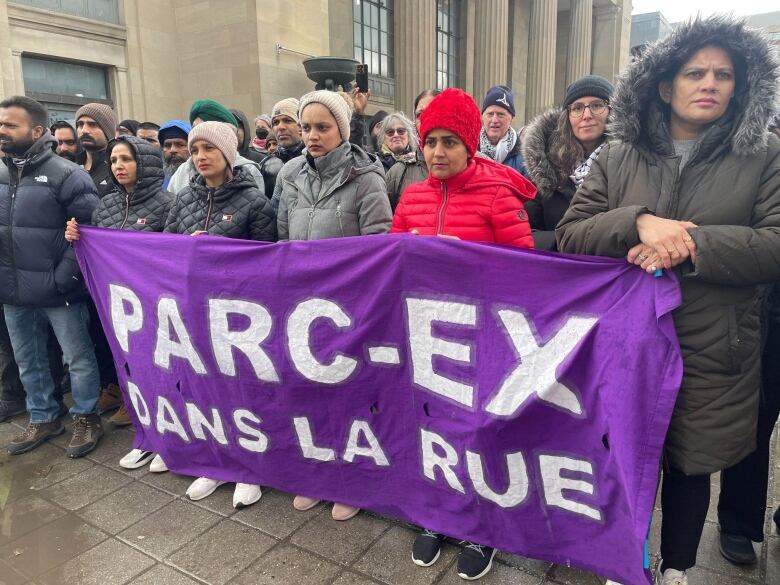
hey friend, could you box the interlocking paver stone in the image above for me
[0,494,66,546]
[232,488,323,538]
[37,464,131,511]
[230,543,342,585]
[38,538,155,585]
[126,563,202,585]
[76,480,175,534]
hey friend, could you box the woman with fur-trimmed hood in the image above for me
[557,16,780,585]
[522,75,613,250]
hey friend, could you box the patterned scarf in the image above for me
[380,143,417,164]
[570,142,606,188]
[479,127,517,163]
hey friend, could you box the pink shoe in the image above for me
[331,502,360,521]
[293,495,321,511]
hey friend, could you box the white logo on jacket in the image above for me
[34,175,48,183]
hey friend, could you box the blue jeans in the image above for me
[4,303,100,423]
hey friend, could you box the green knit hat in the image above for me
[189,99,237,127]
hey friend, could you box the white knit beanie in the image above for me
[298,90,352,141]
[188,121,238,169]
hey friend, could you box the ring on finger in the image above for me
[650,264,657,272]
[637,254,648,261]
[683,235,692,242]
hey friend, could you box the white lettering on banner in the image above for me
[109,284,144,352]
[343,419,390,466]
[154,297,207,374]
[185,402,228,445]
[233,409,269,453]
[539,454,602,521]
[406,298,477,408]
[156,395,191,442]
[127,381,150,425]
[485,311,597,417]
[293,417,336,461]
[287,299,358,384]
[466,450,530,508]
[208,298,279,382]
[420,428,466,493]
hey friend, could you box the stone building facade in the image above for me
[0,0,632,126]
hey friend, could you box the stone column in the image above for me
[472,0,509,103]
[591,3,620,81]
[567,0,592,84]
[526,0,557,119]
[0,0,18,97]
[394,0,436,114]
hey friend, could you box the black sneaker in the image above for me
[66,414,103,458]
[719,531,756,565]
[7,419,65,454]
[457,543,496,580]
[0,400,26,423]
[412,529,445,566]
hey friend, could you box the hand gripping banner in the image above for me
[75,228,682,585]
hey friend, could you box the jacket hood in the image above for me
[158,119,191,145]
[107,135,164,202]
[230,109,252,154]
[426,156,536,203]
[521,108,567,200]
[609,15,779,156]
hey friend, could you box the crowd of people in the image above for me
[0,15,779,585]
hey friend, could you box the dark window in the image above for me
[353,0,395,98]
[10,0,120,23]
[436,0,461,89]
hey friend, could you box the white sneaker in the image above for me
[118,448,154,469]
[185,477,226,501]
[232,483,262,509]
[148,454,168,473]
[655,565,688,585]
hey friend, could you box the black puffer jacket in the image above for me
[164,165,276,241]
[231,109,265,164]
[0,134,98,307]
[92,136,171,231]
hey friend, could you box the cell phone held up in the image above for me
[356,64,369,93]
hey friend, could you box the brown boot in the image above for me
[109,403,132,427]
[7,419,65,455]
[66,414,103,458]
[96,384,122,415]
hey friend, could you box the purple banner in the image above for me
[75,228,682,585]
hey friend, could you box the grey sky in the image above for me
[632,0,776,23]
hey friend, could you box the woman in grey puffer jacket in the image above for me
[277,90,391,521]
[277,91,392,241]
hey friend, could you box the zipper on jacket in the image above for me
[203,189,214,232]
[436,180,449,235]
[119,192,131,229]
[8,167,22,302]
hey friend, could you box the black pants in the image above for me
[87,300,117,388]
[718,323,780,542]
[661,466,711,571]
[0,305,65,404]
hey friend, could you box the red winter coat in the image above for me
[391,157,536,248]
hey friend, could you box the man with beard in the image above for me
[158,119,191,190]
[269,97,304,211]
[75,103,117,199]
[0,96,102,457]
[50,121,82,163]
[137,122,161,148]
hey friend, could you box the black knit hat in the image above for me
[563,75,614,108]
[482,85,515,116]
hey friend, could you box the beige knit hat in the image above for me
[75,103,117,141]
[188,121,238,169]
[298,91,351,141]
[271,98,300,124]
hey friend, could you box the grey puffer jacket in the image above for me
[92,136,171,231]
[277,141,392,240]
[556,16,780,474]
[164,166,276,241]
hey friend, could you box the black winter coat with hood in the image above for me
[92,136,172,231]
[164,165,276,241]
[557,16,780,474]
[0,133,99,307]
[231,109,265,165]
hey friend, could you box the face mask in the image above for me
[255,128,269,139]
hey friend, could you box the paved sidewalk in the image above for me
[0,412,778,585]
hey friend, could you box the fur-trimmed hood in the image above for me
[522,108,566,200]
[609,15,779,157]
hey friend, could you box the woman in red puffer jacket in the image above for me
[391,87,536,248]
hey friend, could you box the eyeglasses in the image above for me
[568,100,609,118]
[385,127,408,137]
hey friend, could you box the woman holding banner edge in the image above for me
[391,88,536,580]
[556,16,780,585]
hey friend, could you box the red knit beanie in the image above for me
[419,88,481,157]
